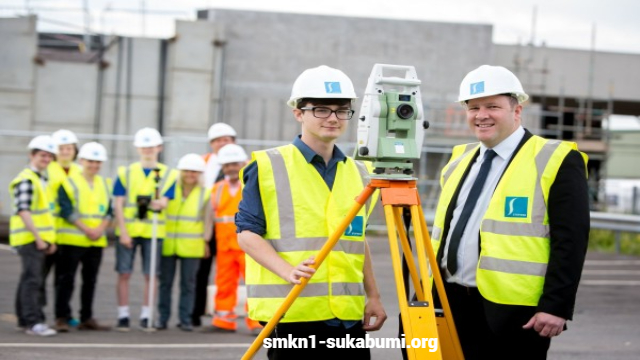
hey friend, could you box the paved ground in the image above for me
[0,236,639,359]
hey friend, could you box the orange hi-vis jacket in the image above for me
[211,179,242,251]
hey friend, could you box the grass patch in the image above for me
[589,229,640,256]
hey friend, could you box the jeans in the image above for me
[158,255,200,325]
[15,242,47,327]
[55,245,103,322]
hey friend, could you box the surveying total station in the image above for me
[242,64,464,360]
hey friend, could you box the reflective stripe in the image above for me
[266,149,295,239]
[431,225,442,242]
[482,219,549,238]
[167,215,200,222]
[247,282,365,298]
[31,209,50,215]
[479,256,547,277]
[10,226,55,234]
[124,219,165,225]
[79,214,106,220]
[442,143,478,185]
[215,216,235,223]
[166,233,203,239]
[265,238,365,255]
[533,140,561,224]
[354,160,371,215]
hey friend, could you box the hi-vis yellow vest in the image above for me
[115,162,178,239]
[57,173,111,248]
[9,168,56,246]
[163,184,210,258]
[245,144,373,322]
[431,136,588,306]
[48,161,82,228]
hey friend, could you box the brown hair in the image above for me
[296,98,352,109]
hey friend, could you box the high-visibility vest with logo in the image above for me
[431,136,588,306]
[212,180,242,252]
[47,161,82,229]
[163,184,210,258]
[245,144,373,322]
[115,162,178,239]
[9,168,56,246]
[56,173,111,248]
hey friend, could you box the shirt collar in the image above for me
[479,126,525,160]
[292,135,347,164]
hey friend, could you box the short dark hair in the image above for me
[296,98,351,109]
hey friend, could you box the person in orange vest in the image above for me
[210,144,262,333]
[192,122,237,327]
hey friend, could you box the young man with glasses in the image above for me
[236,65,387,358]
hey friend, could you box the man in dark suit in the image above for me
[430,65,589,359]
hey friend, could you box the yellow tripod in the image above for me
[241,178,464,360]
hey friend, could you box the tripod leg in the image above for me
[386,205,442,360]
[391,207,424,301]
[416,205,465,360]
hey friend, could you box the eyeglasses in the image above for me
[300,107,355,120]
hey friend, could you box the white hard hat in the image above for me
[78,142,108,161]
[207,123,237,141]
[217,144,248,165]
[133,127,163,147]
[287,65,357,108]
[177,153,206,172]
[458,65,529,104]
[52,129,78,145]
[28,135,58,154]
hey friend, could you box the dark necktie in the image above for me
[447,149,497,275]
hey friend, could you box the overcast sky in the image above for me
[3,0,640,54]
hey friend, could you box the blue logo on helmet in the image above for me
[324,82,342,94]
[470,81,485,95]
[505,197,528,218]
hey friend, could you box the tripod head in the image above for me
[354,64,429,179]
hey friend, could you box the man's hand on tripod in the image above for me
[288,256,316,285]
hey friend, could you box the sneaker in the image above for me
[139,318,149,328]
[26,323,57,337]
[78,318,111,331]
[154,321,167,330]
[177,323,193,332]
[55,318,70,333]
[115,317,130,332]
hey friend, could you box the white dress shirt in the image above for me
[441,126,525,286]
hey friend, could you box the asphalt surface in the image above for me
[0,236,639,360]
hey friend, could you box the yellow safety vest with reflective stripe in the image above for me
[245,144,373,323]
[9,168,56,246]
[431,136,588,306]
[56,173,111,248]
[48,161,82,229]
[115,162,178,239]
[163,184,210,258]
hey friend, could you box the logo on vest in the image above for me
[324,82,342,94]
[99,204,105,212]
[345,216,364,237]
[505,197,528,218]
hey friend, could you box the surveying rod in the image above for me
[146,168,162,330]
[241,185,375,360]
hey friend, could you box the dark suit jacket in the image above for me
[436,129,590,333]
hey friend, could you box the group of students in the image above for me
[11,63,589,360]
[9,124,260,336]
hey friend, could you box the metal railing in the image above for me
[590,211,640,253]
